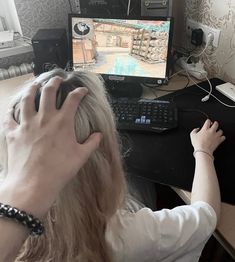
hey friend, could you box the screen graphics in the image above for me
[70,16,172,82]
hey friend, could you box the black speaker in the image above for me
[32,29,69,75]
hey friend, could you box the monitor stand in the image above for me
[106,81,143,98]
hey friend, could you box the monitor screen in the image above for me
[69,15,173,85]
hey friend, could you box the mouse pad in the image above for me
[122,78,235,205]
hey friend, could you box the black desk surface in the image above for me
[123,78,235,205]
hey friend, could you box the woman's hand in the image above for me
[1,76,102,217]
[190,119,225,155]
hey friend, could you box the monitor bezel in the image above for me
[68,14,174,85]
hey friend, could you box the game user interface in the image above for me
[71,17,171,79]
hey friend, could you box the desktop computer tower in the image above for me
[32,29,68,75]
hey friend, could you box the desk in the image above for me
[0,74,235,259]
[172,187,235,259]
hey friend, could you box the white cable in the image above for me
[166,34,234,108]
[169,69,186,79]
[186,33,214,63]
[127,0,131,15]
[170,67,235,108]
[178,33,214,102]
[185,69,213,102]
[186,72,235,108]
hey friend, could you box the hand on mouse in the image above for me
[0,76,102,218]
[190,119,226,156]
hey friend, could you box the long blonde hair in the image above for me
[0,69,127,261]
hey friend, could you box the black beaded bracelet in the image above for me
[0,203,44,236]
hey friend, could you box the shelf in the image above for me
[0,38,33,58]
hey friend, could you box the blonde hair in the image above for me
[0,69,127,261]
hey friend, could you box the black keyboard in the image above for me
[110,98,178,133]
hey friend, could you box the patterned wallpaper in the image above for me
[1,0,235,84]
[0,52,34,69]
[185,0,235,83]
[0,0,71,69]
[14,0,71,38]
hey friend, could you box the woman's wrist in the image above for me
[193,149,214,161]
[0,178,54,219]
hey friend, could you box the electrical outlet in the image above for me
[177,57,208,80]
[186,18,221,47]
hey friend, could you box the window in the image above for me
[0,0,32,58]
[0,0,22,34]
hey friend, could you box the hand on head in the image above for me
[2,76,102,217]
[190,119,226,155]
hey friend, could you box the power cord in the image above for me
[186,33,214,63]
[127,0,131,15]
[180,33,214,102]
[14,32,32,45]
[167,68,235,108]
[187,73,235,108]
[144,72,190,100]
[179,108,210,120]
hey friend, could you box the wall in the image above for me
[1,0,234,83]
[0,53,34,68]
[0,0,71,69]
[1,0,186,69]
[0,0,22,34]
[14,0,71,38]
[185,0,235,83]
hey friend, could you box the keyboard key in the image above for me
[146,119,151,124]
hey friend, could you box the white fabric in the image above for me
[106,201,217,262]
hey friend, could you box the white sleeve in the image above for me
[155,201,217,261]
[106,201,217,262]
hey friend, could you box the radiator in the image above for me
[0,63,33,81]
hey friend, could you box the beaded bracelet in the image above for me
[0,203,44,236]
[193,150,214,161]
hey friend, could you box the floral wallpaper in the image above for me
[0,53,34,69]
[0,0,71,69]
[1,0,235,84]
[185,0,235,83]
[14,0,71,38]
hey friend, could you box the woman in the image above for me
[0,69,225,262]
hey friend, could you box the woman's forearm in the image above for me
[0,218,28,262]
[0,181,49,262]
[191,153,221,222]
[0,186,31,262]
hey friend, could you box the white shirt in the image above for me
[106,201,217,262]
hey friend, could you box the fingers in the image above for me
[210,121,219,132]
[190,128,200,136]
[216,129,223,137]
[20,82,39,122]
[61,87,88,118]
[3,107,18,132]
[202,120,220,133]
[216,129,226,143]
[39,76,63,113]
[202,119,211,129]
[77,132,102,164]
[191,121,225,138]
[220,135,226,142]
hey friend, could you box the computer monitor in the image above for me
[68,14,173,96]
